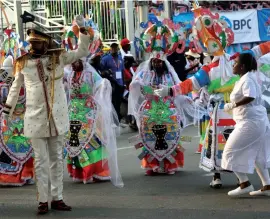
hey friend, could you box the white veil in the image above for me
[128,58,207,128]
[64,61,123,188]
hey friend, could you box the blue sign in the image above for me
[173,12,194,30]
[258,9,270,41]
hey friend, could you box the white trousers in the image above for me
[31,135,64,203]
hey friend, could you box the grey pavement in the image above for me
[1,126,270,219]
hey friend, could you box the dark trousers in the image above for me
[111,81,124,122]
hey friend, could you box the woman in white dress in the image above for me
[222,53,270,196]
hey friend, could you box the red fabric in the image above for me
[124,66,137,90]
[0,157,34,186]
[67,159,110,183]
[260,42,270,55]
[179,78,193,95]
[141,148,184,173]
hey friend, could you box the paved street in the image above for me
[1,126,270,219]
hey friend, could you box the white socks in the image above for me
[255,163,270,186]
[234,164,270,186]
[234,172,249,183]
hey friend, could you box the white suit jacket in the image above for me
[4,33,91,138]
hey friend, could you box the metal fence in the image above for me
[27,0,136,43]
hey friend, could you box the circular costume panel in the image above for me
[65,96,98,157]
[0,84,32,166]
[139,97,181,161]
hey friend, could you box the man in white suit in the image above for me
[2,28,92,214]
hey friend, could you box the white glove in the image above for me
[194,97,203,107]
[154,85,169,98]
[75,15,85,27]
[224,102,236,112]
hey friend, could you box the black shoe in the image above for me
[51,200,72,211]
[38,202,49,215]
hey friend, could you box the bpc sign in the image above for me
[233,19,252,30]
[220,9,260,44]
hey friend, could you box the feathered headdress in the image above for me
[64,12,100,52]
[191,2,234,56]
[134,18,185,60]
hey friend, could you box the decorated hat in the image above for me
[64,13,100,52]
[134,18,182,60]
[191,2,234,56]
[26,29,52,43]
[0,55,14,84]
[185,49,200,58]
[1,55,13,71]
[0,28,25,64]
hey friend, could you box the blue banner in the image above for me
[258,9,270,41]
[172,12,194,30]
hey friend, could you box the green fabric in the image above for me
[67,146,107,168]
[146,100,173,125]
[69,98,91,123]
[207,76,239,94]
[143,86,154,94]
[260,64,270,74]
[80,83,92,94]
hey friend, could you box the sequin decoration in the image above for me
[69,121,82,147]
[146,99,173,125]
[0,87,32,168]
[152,125,168,150]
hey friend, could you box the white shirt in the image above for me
[230,71,266,121]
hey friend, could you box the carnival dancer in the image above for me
[2,27,93,214]
[154,3,270,188]
[129,19,205,175]
[64,58,123,187]
[0,27,34,186]
[155,43,270,187]
[0,56,34,186]
[222,53,270,196]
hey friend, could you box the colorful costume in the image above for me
[129,19,205,175]
[0,29,34,186]
[63,15,123,187]
[169,4,270,186]
[155,4,270,187]
[64,60,123,187]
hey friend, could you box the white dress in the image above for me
[221,71,270,174]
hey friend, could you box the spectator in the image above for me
[185,49,201,78]
[101,42,125,122]
[121,54,138,129]
[167,44,187,81]
[120,38,133,59]
[89,51,104,74]
[123,54,137,89]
